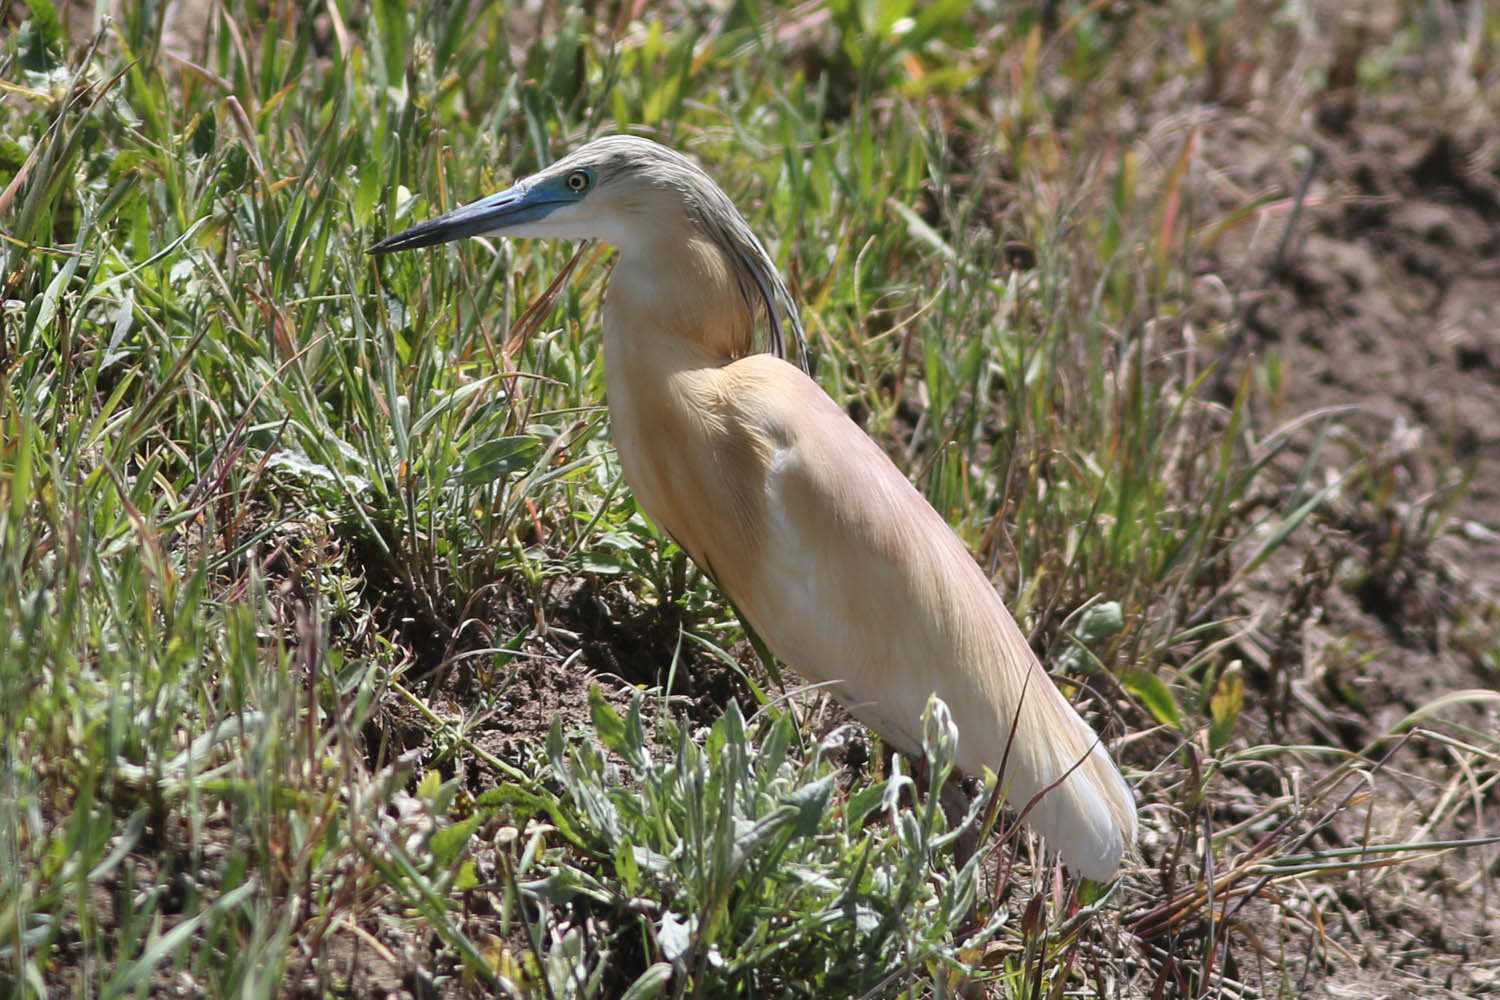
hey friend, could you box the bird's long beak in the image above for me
[368,183,565,255]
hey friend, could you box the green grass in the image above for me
[3,1,1497,997]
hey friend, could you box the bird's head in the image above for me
[369,135,688,254]
[370,133,806,366]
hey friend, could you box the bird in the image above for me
[370,134,1137,880]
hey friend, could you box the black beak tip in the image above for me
[367,230,414,256]
[365,219,471,257]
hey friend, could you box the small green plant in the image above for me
[503,689,995,997]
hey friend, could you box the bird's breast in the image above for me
[601,327,775,592]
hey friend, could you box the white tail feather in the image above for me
[1008,682,1136,880]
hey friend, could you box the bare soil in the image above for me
[1155,40,1500,1000]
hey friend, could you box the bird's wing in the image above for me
[711,354,1135,879]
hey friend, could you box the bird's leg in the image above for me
[938,774,983,869]
[937,771,988,963]
[900,745,983,869]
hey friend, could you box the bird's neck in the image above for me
[599,235,760,567]
[603,232,756,370]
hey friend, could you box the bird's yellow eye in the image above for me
[565,170,591,192]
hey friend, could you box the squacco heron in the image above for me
[371,135,1137,880]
